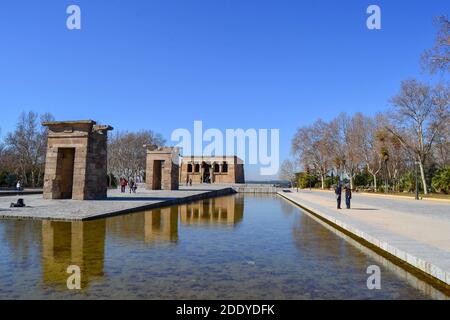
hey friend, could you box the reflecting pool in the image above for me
[0,194,447,299]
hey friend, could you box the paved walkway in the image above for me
[0,186,233,221]
[278,189,450,287]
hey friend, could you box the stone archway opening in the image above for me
[146,147,180,190]
[202,162,212,183]
[151,160,164,190]
[57,148,75,199]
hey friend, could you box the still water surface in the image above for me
[0,194,446,299]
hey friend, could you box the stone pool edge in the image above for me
[277,191,450,290]
[0,188,236,222]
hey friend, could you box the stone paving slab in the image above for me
[278,189,450,287]
[0,186,234,221]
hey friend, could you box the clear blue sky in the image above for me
[0,0,448,180]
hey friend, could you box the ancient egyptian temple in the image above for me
[42,120,113,200]
[179,156,245,184]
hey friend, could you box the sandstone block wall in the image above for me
[42,121,113,200]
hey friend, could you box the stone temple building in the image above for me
[180,156,245,184]
[146,147,180,190]
[42,120,113,200]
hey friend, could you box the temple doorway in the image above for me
[56,148,75,199]
[151,160,165,190]
[202,162,211,183]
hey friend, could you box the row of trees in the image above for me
[0,112,165,188]
[107,130,165,185]
[282,16,450,194]
[0,112,54,188]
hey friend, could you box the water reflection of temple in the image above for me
[144,207,178,244]
[41,220,106,288]
[106,196,244,244]
[105,207,179,245]
[39,195,243,287]
[180,196,244,226]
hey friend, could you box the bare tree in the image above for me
[0,128,4,167]
[279,159,298,188]
[292,119,332,189]
[421,16,450,74]
[385,132,407,192]
[5,112,54,187]
[431,83,450,168]
[356,114,385,191]
[388,80,449,194]
[329,113,364,189]
[108,130,165,183]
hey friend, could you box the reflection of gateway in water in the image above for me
[144,207,179,244]
[41,220,106,288]
[108,196,243,245]
[40,196,244,287]
[180,196,244,226]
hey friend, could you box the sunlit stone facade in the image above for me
[42,120,113,200]
[180,156,245,184]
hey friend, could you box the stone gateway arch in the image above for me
[42,120,113,200]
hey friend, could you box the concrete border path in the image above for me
[278,189,450,288]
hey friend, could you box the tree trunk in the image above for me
[320,174,325,189]
[418,160,428,195]
[31,171,35,188]
[373,174,377,192]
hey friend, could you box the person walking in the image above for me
[345,185,352,209]
[119,177,124,193]
[189,178,192,186]
[129,179,134,194]
[16,180,22,195]
[335,183,342,209]
[123,178,128,193]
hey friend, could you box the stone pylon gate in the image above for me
[42,120,113,200]
[146,147,180,190]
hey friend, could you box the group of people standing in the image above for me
[119,177,137,193]
[335,183,352,209]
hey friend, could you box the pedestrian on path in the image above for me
[335,183,342,209]
[345,185,352,209]
[16,180,22,196]
[129,179,135,194]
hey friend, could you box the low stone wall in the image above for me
[0,189,43,197]
[232,185,280,193]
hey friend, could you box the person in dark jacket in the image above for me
[345,185,352,209]
[335,183,342,209]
